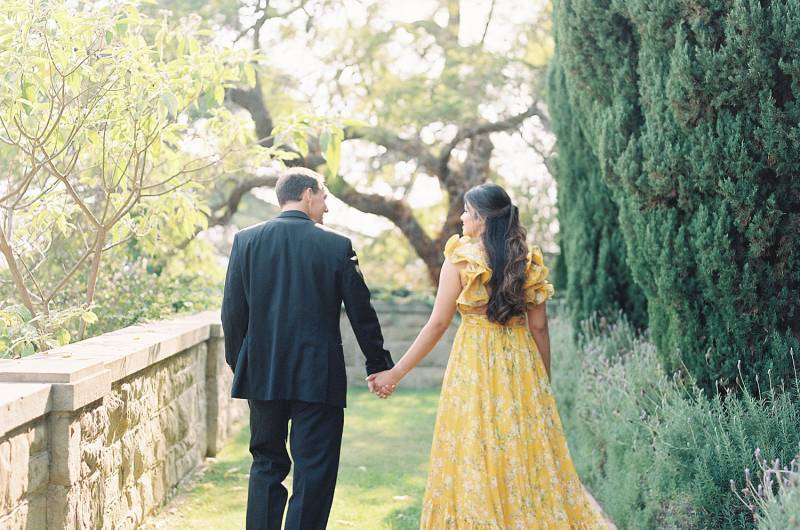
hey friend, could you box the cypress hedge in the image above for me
[547,60,648,334]
[551,0,800,393]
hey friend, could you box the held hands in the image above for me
[366,369,399,399]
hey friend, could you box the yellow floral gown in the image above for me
[419,235,610,530]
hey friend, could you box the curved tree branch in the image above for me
[328,175,441,284]
[344,126,439,175]
[438,102,549,181]
[228,82,274,148]
[209,175,279,227]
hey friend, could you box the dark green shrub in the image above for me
[551,0,800,393]
[547,61,648,334]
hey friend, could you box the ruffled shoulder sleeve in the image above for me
[443,234,492,309]
[524,245,555,306]
[444,234,465,263]
[444,235,489,269]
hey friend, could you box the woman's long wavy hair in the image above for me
[464,183,529,325]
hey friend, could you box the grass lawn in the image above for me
[143,388,441,530]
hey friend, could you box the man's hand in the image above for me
[366,369,399,399]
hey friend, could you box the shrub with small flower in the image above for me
[551,314,800,530]
[731,448,800,530]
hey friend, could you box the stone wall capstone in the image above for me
[0,312,247,530]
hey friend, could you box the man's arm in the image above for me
[339,243,394,375]
[221,234,248,370]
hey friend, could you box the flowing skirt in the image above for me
[419,314,610,530]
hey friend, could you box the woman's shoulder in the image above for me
[444,234,486,266]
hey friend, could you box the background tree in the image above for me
[0,0,272,354]
[205,0,557,285]
[551,0,800,392]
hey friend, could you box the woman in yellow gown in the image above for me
[368,183,611,529]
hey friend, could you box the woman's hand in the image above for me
[366,369,400,399]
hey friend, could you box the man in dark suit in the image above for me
[221,168,394,530]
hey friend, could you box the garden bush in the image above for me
[551,315,800,529]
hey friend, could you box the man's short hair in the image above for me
[275,169,325,206]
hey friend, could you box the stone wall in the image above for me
[0,313,247,530]
[0,412,48,529]
[343,300,458,389]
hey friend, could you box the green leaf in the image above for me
[292,131,309,157]
[151,132,162,158]
[81,311,98,325]
[319,131,331,154]
[324,130,342,177]
[244,63,256,87]
[55,329,71,346]
[55,214,70,236]
[160,93,178,117]
[342,118,369,129]
[214,85,225,105]
[14,341,34,357]
[12,305,32,323]
[21,80,36,112]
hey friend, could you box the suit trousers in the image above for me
[246,399,344,530]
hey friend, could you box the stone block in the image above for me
[0,384,51,440]
[27,452,48,494]
[0,358,103,384]
[76,472,103,530]
[102,442,122,478]
[150,462,165,507]
[26,492,47,530]
[138,473,154,516]
[28,421,47,454]
[48,414,81,487]
[164,449,178,489]
[0,501,25,530]
[125,399,143,430]
[80,438,103,480]
[124,485,142,526]
[47,484,79,530]
[50,370,111,412]
[79,401,109,443]
[0,313,245,530]
[132,436,148,480]
[101,493,122,529]
[7,431,30,505]
[102,473,120,514]
[104,392,126,445]
[0,440,9,514]
[138,382,158,418]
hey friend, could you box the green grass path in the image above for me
[143,389,440,530]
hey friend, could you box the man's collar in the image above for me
[278,209,311,221]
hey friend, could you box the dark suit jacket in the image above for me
[221,210,394,407]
